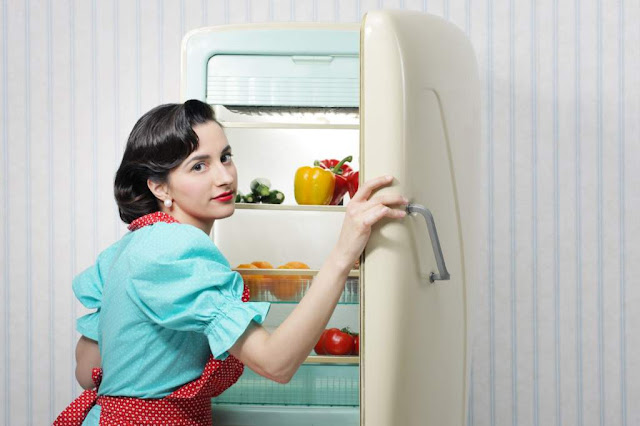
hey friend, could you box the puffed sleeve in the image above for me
[126,222,271,360]
[72,243,120,341]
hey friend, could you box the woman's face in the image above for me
[162,120,237,233]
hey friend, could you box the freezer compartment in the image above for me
[237,270,359,304]
[211,404,359,426]
[211,364,359,406]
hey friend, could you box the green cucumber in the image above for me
[243,193,258,203]
[250,178,271,197]
[264,190,285,204]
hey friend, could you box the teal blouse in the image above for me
[73,221,270,402]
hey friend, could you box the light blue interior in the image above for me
[182,28,360,106]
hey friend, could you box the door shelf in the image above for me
[236,270,359,304]
[211,364,359,407]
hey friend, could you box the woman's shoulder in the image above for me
[127,222,227,265]
[132,221,212,245]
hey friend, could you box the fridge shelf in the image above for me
[235,269,359,304]
[220,121,359,130]
[235,269,360,277]
[214,105,360,129]
[305,355,359,365]
[235,203,347,212]
[211,364,359,407]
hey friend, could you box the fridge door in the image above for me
[360,10,480,426]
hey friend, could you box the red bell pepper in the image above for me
[314,156,359,205]
[347,170,359,198]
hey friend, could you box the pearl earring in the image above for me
[164,199,173,208]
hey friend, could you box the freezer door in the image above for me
[360,10,481,426]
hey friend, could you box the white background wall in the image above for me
[0,0,638,425]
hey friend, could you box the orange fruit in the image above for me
[283,261,310,269]
[275,261,310,282]
[251,261,274,269]
[236,263,259,279]
[271,262,310,301]
[236,264,261,299]
[250,260,275,289]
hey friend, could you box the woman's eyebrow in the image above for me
[184,146,231,167]
[185,154,211,166]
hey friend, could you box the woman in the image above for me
[55,99,408,425]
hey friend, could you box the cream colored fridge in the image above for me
[180,9,481,426]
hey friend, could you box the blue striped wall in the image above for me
[0,0,637,424]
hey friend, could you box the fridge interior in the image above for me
[210,117,361,424]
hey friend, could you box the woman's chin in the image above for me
[216,205,235,219]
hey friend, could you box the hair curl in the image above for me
[114,99,216,224]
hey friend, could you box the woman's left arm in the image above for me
[75,336,101,389]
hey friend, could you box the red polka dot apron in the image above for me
[54,212,250,426]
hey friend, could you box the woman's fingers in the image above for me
[335,175,408,265]
[362,203,407,226]
[367,193,409,208]
[348,176,408,225]
[350,175,394,203]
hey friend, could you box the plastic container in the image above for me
[242,275,359,304]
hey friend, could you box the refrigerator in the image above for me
[179,9,481,426]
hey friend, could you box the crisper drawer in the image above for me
[212,405,359,426]
[212,364,358,406]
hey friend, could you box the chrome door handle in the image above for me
[406,203,450,282]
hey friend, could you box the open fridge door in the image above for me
[360,10,481,426]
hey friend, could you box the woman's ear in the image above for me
[147,178,169,201]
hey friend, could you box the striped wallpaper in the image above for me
[0,0,638,425]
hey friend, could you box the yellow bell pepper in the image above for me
[294,166,335,205]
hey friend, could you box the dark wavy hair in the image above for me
[114,99,217,224]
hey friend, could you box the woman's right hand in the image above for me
[334,175,409,268]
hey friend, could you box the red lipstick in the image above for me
[213,191,234,202]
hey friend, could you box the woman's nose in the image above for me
[213,163,234,185]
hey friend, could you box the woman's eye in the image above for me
[221,153,234,163]
[192,162,206,172]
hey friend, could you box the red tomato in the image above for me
[353,334,359,355]
[314,330,328,355]
[324,328,354,355]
